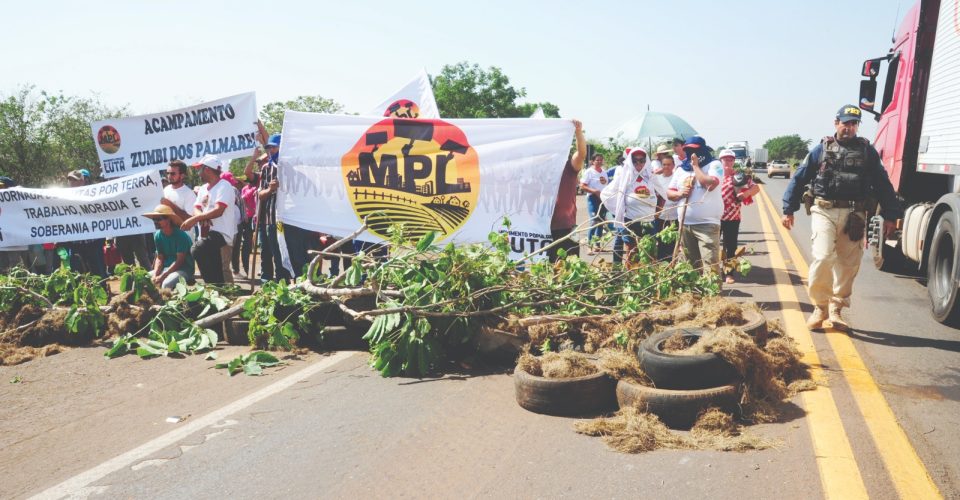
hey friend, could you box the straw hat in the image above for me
[143,204,183,227]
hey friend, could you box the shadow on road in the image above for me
[847,328,960,353]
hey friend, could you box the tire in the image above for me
[616,379,740,429]
[514,366,617,417]
[638,328,739,390]
[873,237,905,273]
[870,212,905,273]
[739,308,768,342]
[927,214,960,325]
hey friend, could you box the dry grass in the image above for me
[0,343,63,365]
[596,348,649,384]
[575,407,688,453]
[516,351,597,379]
[575,407,774,454]
[516,353,542,377]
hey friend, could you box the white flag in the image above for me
[368,69,440,119]
[277,113,573,260]
[529,106,546,119]
[90,93,258,178]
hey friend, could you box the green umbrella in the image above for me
[609,111,698,151]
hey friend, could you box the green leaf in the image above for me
[250,351,280,365]
[243,362,263,376]
[416,231,436,252]
[184,289,204,303]
[205,352,218,361]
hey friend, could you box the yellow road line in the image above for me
[753,185,868,499]
[758,187,942,499]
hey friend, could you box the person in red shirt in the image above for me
[718,149,759,284]
[548,120,587,262]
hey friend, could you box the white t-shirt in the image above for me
[163,184,197,241]
[195,180,237,242]
[649,171,679,221]
[668,160,724,225]
[580,167,609,193]
[164,184,197,216]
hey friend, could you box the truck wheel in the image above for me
[927,215,960,325]
[873,240,905,273]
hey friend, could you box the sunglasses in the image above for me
[632,157,647,163]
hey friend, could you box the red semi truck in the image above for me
[858,0,960,324]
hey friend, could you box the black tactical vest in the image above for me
[812,136,871,201]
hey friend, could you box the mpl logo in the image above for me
[97,125,122,154]
[341,118,479,242]
[384,99,421,119]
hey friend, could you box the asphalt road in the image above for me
[762,175,960,498]
[8,180,960,499]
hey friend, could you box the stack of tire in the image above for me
[513,309,766,425]
[625,310,766,428]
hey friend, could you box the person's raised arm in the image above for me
[691,154,719,191]
[570,120,586,172]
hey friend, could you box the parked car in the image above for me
[767,160,791,178]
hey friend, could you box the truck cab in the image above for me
[858,0,960,324]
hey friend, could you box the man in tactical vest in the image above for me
[781,104,901,331]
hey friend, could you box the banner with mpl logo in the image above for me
[0,170,163,247]
[90,93,258,178]
[277,112,574,259]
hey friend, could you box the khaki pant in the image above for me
[681,223,721,276]
[808,205,863,308]
[220,244,234,284]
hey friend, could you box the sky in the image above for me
[3,0,908,153]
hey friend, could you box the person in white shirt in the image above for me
[667,136,724,276]
[181,155,237,284]
[601,148,658,267]
[650,144,680,260]
[161,160,197,242]
[579,154,609,253]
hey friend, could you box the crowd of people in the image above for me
[0,105,901,335]
[574,133,758,284]
[0,121,761,292]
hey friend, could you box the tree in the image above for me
[588,136,630,167]
[763,134,811,161]
[259,96,344,135]
[0,86,126,186]
[432,62,560,118]
[517,102,561,118]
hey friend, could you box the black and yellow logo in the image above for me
[342,118,479,241]
[97,125,121,154]
[384,99,420,118]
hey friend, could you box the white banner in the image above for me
[91,92,258,178]
[368,69,440,119]
[0,170,163,247]
[277,112,573,259]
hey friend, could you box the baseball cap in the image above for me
[266,134,282,148]
[191,154,223,171]
[0,176,17,188]
[67,169,91,181]
[836,104,863,123]
[683,136,708,150]
[718,149,736,159]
